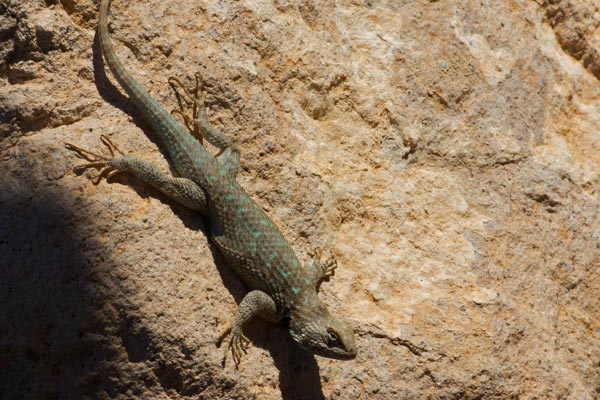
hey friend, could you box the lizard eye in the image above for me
[327,330,339,344]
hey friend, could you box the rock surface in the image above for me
[1,0,599,399]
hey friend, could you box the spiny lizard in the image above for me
[66,0,357,367]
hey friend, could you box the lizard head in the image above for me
[288,298,357,360]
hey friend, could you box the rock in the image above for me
[1,1,598,399]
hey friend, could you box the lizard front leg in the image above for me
[303,249,338,292]
[66,135,208,213]
[216,290,279,368]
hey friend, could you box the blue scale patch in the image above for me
[269,252,278,260]
[226,193,235,201]
[292,287,300,295]
[280,270,290,279]
[253,231,262,238]
[292,259,299,267]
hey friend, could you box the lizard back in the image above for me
[207,178,309,310]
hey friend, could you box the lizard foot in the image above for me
[169,72,235,153]
[65,135,125,184]
[311,249,338,291]
[168,73,206,141]
[319,252,338,283]
[216,324,250,368]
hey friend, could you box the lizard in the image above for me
[66,0,357,367]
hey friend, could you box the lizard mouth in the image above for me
[308,344,357,360]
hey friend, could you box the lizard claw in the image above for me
[168,74,210,141]
[168,74,207,115]
[170,108,199,142]
[65,135,124,184]
[311,249,337,291]
[216,323,250,368]
[321,254,338,281]
[168,72,234,151]
[229,331,250,368]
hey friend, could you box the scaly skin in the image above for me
[67,0,357,367]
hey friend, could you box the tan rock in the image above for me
[1,0,598,399]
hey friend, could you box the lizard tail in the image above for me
[98,0,169,129]
[97,0,212,183]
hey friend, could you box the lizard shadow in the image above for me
[269,336,326,400]
[92,33,327,399]
[236,310,325,399]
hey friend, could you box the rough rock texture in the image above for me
[1,0,599,399]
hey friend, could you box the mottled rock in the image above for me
[1,1,599,399]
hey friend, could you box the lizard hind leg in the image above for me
[168,73,235,152]
[67,135,209,213]
[169,73,204,144]
[65,135,125,184]
[169,73,240,177]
